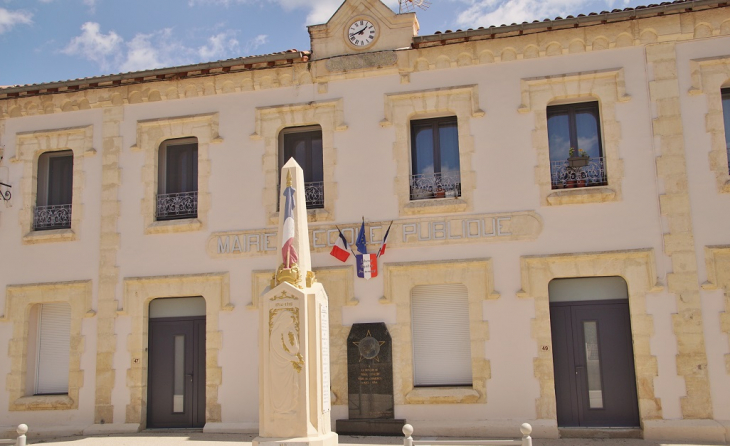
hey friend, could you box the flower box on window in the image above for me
[568,156,589,168]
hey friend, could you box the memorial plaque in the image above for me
[336,322,404,435]
[347,322,393,419]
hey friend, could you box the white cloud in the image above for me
[198,31,240,60]
[62,22,123,71]
[187,0,354,26]
[269,0,341,25]
[243,34,267,54]
[63,23,265,74]
[456,0,589,28]
[83,0,97,13]
[119,29,180,72]
[0,7,32,34]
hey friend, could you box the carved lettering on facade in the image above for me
[207,211,542,258]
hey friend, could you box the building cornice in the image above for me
[0,50,310,100]
[412,0,728,48]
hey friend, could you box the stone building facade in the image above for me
[1,0,730,441]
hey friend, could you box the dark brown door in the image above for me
[147,317,206,428]
[550,300,640,427]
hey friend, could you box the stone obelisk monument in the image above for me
[253,159,338,446]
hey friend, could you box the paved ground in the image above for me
[21,431,729,446]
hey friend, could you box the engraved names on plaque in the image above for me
[321,303,331,413]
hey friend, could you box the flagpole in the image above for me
[336,225,358,257]
[377,220,393,259]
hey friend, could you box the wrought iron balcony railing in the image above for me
[550,157,608,189]
[409,172,462,200]
[33,204,72,230]
[156,191,198,220]
[303,181,325,209]
[277,181,325,209]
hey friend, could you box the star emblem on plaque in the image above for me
[352,330,386,362]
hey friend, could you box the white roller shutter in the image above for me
[36,303,71,394]
[411,284,472,386]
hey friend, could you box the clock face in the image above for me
[347,19,377,47]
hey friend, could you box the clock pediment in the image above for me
[308,0,418,60]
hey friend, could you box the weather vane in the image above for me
[399,0,431,14]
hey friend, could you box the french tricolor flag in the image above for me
[377,221,393,258]
[281,176,298,268]
[330,228,351,262]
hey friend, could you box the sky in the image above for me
[1,0,650,87]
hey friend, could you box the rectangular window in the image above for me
[157,138,198,220]
[35,303,71,395]
[409,117,461,200]
[411,284,472,386]
[280,126,324,209]
[34,151,73,230]
[548,102,607,189]
[722,88,730,173]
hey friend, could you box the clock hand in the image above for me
[349,26,368,37]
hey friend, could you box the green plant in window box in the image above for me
[568,147,590,168]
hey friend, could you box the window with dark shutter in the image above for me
[279,126,324,209]
[157,138,198,220]
[34,150,73,230]
[409,117,461,200]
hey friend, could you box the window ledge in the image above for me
[268,208,333,225]
[23,228,76,245]
[405,387,480,404]
[403,198,468,216]
[546,187,616,206]
[146,218,202,234]
[11,395,75,411]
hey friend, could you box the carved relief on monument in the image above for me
[269,291,304,414]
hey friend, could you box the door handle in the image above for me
[575,365,584,375]
[186,373,193,382]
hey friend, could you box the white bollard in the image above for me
[15,425,27,446]
[519,423,531,446]
[402,424,414,446]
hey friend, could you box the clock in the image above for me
[347,19,377,48]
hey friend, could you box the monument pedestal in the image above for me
[258,282,335,445]
[336,419,406,436]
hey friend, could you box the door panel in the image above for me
[148,317,206,428]
[550,305,579,426]
[551,300,639,427]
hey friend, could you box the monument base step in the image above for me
[336,419,406,436]
[253,431,338,446]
